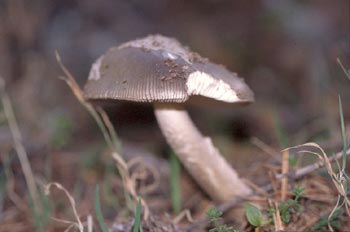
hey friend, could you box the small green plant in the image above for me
[206,207,239,232]
[244,203,263,227]
[278,185,305,223]
[32,188,51,232]
[94,185,109,232]
[292,185,306,200]
[323,96,350,230]
[312,208,343,232]
[50,114,74,149]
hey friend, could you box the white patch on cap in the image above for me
[88,56,103,80]
[162,51,178,60]
[186,71,240,103]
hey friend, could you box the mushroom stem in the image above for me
[154,103,252,202]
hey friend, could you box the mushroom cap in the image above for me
[84,35,254,104]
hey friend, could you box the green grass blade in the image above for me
[33,188,51,232]
[0,171,5,212]
[170,152,181,214]
[133,199,142,232]
[94,185,109,232]
[338,96,349,172]
[274,111,289,148]
[103,178,120,210]
[0,155,11,213]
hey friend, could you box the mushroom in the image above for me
[84,35,254,202]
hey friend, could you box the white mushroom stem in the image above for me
[154,103,252,202]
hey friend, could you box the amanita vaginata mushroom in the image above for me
[84,35,254,203]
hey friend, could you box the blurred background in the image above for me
[0,0,349,230]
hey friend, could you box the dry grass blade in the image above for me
[274,202,284,231]
[44,182,84,232]
[55,51,115,152]
[111,153,150,220]
[55,52,85,103]
[173,209,194,224]
[276,148,350,180]
[96,107,122,153]
[282,143,332,176]
[337,58,350,80]
[0,77,42,212]
[56,51,150,220]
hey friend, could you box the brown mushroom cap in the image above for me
[84,35,254,103]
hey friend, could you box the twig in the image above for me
[0,77,42,212]
[251,137,280,160]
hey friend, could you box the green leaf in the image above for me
[331,220,341,228]
[94,185,109,232]
[244,204,262,227]
[278,201,289,212]
[338,96,349,172]
[170,152,181,214]
[133,198,142,232]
